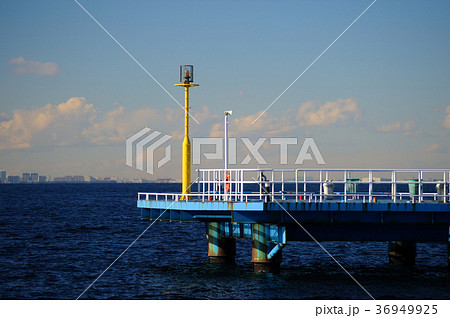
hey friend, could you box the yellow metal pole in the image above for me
[175,82,198,200]
[182,85,191,198]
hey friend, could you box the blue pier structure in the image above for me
[138,169,450,272]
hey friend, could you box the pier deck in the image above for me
[139,199,450,241]
[138,169,450,271]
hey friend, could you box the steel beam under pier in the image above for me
[207,222,236,264]
[388,241,417,266]
[251,224,283,273]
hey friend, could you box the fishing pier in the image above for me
[138,168,450,272]
[137,66,450,272]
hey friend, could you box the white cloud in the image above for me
[0,97,93,149]
[209,111,297,138]
[9,56,63,77]
[0,112,10,122]
[0,97,181,150]
[377,120,419,136]
[0,97,363,151]
[426,143,449,154]
[443,106,450,129]
[208,98,361,138]
[296,98,361,126]
[426,144,441,153]
[81,105,166,145]
[377,122,401,133]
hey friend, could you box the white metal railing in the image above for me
[138,169,449,204]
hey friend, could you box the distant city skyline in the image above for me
[1,1,449,179]
[0,168,176,183]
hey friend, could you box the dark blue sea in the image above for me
[1,183,449,300]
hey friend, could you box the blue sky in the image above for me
[0,0,449,179]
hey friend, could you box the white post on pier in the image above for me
[224,110,232,170]
[224,111,232,201]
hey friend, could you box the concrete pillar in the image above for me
[251,224,282,273]
[388,241,416,266]
[207,222,236,264]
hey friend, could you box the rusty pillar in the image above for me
[207,222,236,264]
[388,241,416,266]
[251,224,282,273]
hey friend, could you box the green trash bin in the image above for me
[408,179,422,196]
[346,178,359,193]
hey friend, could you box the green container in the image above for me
[408,179,422,196]
[346,178,359,193]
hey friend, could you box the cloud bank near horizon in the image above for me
[0,97,445,154]
[0,97,177,150]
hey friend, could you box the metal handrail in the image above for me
[138,169,449,203]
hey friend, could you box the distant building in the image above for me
[86,176,98,182]
[97,176,117,183]
[72,176,85,182]
[155,178,176,183]
[0,170,6,181]
[22,173,30,183]
[53,176,73,182]
[53,176,88,182]
[8,176,20,183]
[30,173,39,183]
[38,176,47,183]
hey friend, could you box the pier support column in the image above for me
[388,241,416,266]
[207,222,236,264]
[448,241,450,272]
[251,224,282,273]
[448,227,450,271]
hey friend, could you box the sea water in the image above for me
[0,183,449,299]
